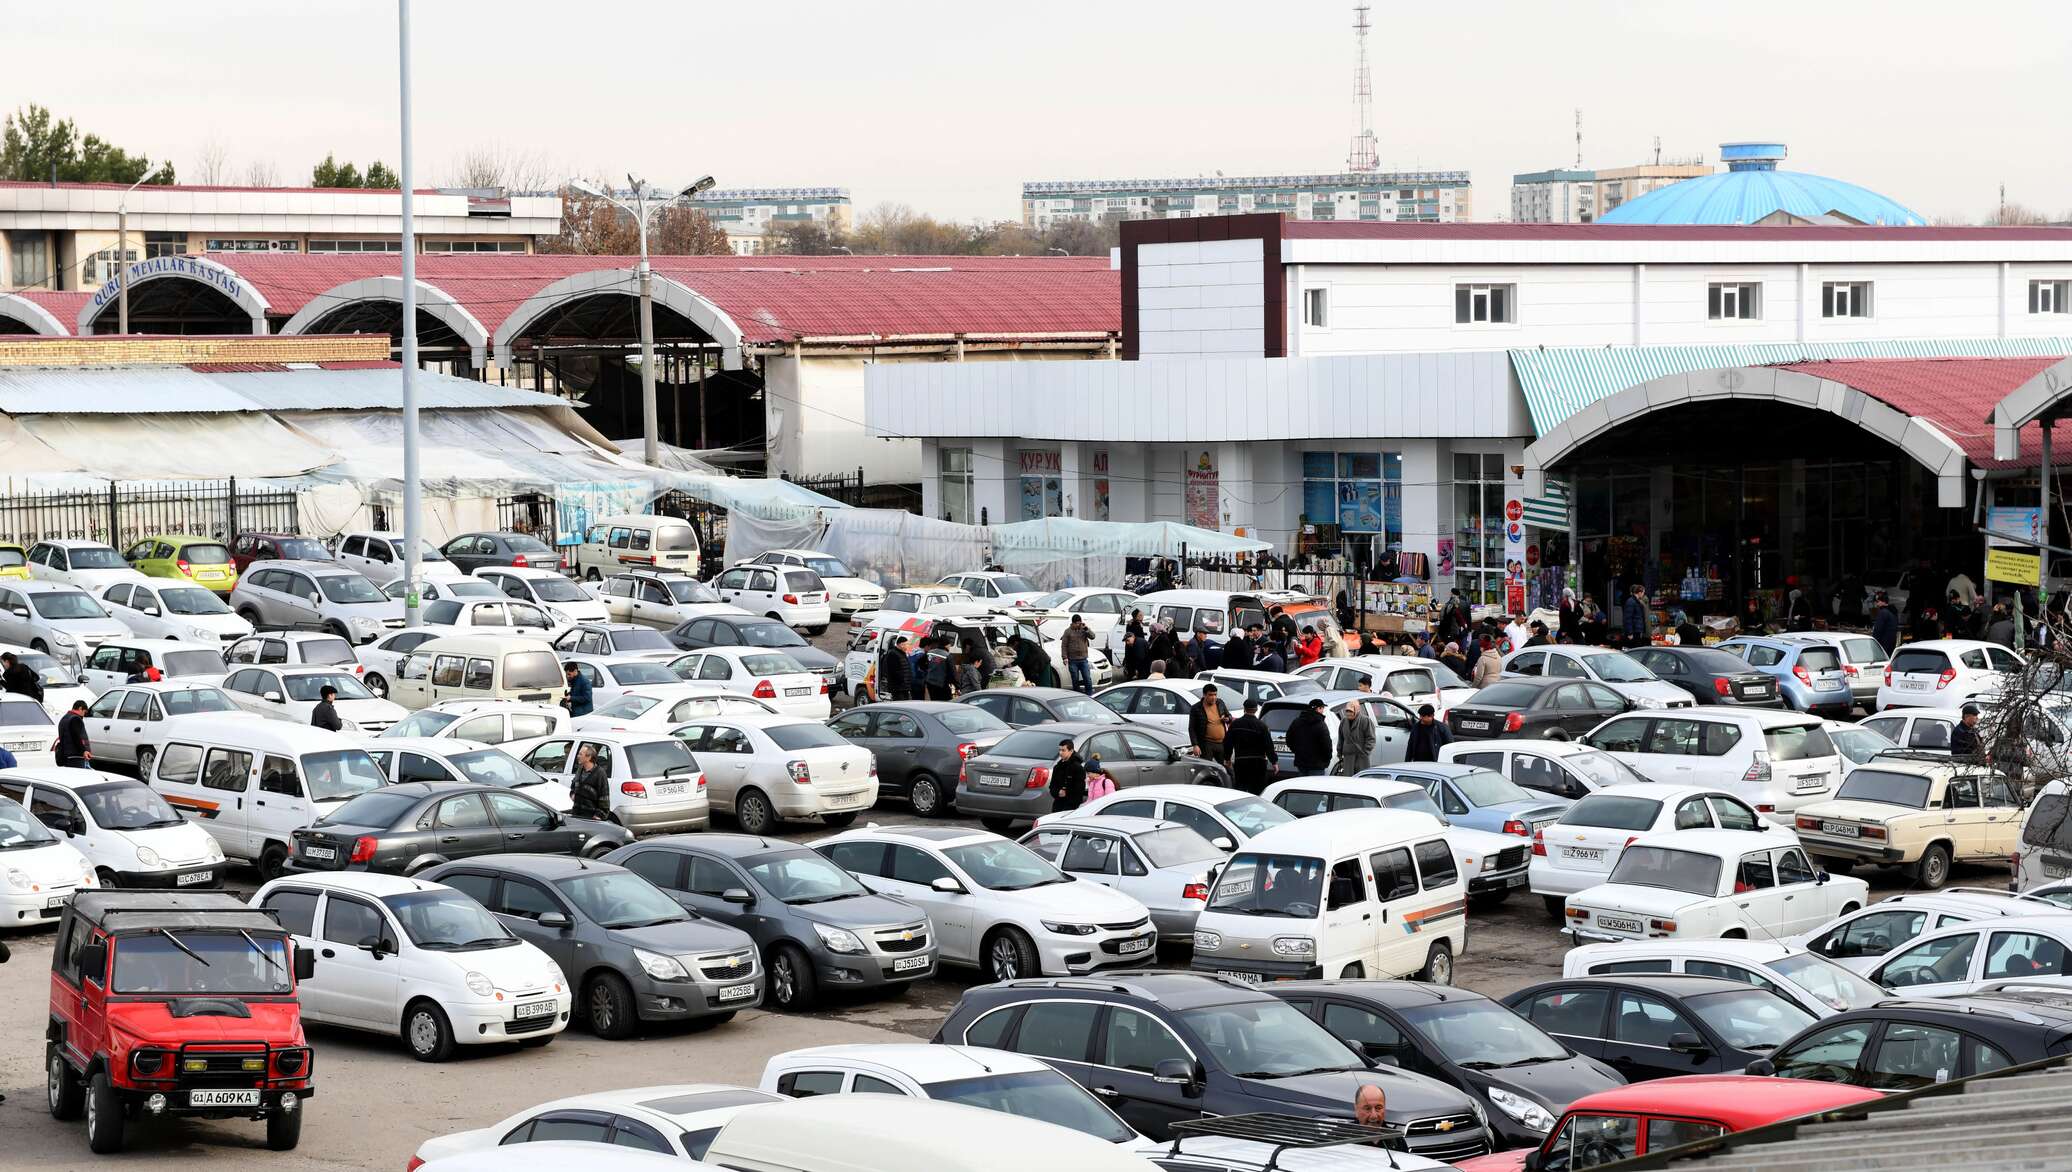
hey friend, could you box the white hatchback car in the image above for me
[252,872,572,1060]
[561,654,690,709]
[553,622,683,662]
[742,550,886,618]
[668,713,875,834]
[410,1084,783,1166]
[1876,639,2023,711]
[1867,913,2072,998]
[666,647,830,719]
[572,686,776,734]
[1581,708,1844,824]
[813,824,1157,980]
[0,767,224,888]
[1502,645,1695,709]
[1529,783,1771,916]
[25,539,150,593]
[711,564,833,634]
[79,681,248,767]
[506,730,710,833]
[381,574,502,604]
[361,738,574,812]
[1019,815,1224,942]
[1442,738,1656,802]
[79,638,229,696]
[1037,783,1298,852]
[475,566,611,625]
[1562,827,1869,944]
[936,572,1047,609]
[1564,939,1889,1016]
[599,571,747,630]
[95,579,254,645]
[0,643,94,718]
[1090,678,1211,736]
[220,663,408,732]
[1298,654,1479,714]
[379,699,572,746]
[0,692,58,759]
[0,792,94,929]
[225,630,363,671]
[335,530,456,585]
[1195,668,1323,707]
[1790,888,2060,974]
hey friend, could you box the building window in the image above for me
[1455,283,1515,325]
[1821,281,1873,319]
[1303,288,1329,328]
[2031,280,2070,315]
[7,231,50,287]
[205,239,299,252]
[309,239,404,253]
[419,240,527,253]
[143,232,186,260]
[1453,452,1508,605]
[1302,451,1402,554]
[1708,282,1760,321]
[81,247,139,286]
[1018,449,1062,521]
[939,446,975,525]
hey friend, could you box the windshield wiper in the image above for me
[1454,1060,1504,1070]
[608,916,687,929]
[458,936,516,949]
[1237,1066,1354,1079]
[159,929,212,968]
[790,892,861,904]
[1502,1054,1565,1067]
[237,930,289,979]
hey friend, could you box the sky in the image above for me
[9,0,2070,224]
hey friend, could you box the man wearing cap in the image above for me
[877,632,916,701]
[1188,684,1233,764]
[1333,698,1377,776]
[1286,697,1335,776]
[1951,704,1984,759]
[1226,699,1276,795]
[1405,703,1452,762]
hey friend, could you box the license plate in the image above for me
[719,982,757,1001]
[1793,775,1827,793]
[893,955,930,973]
[2044,857,2072,878]
[1119,936,1154,954]
[1739,686,1765,698]
[832,792,869,808]
[302,845,336,861]
[786,687,811,696]
[176,870,213,886]
[189,1089,259,1107]
[1460,719,1490,731]
[979,775,1013,789]
[1821,821,1860,838]
[1901,679,1928,690]
[656,783,688,797]
[514,999,556,1020]
[1218,969,1264,986]
[1565,847,1605,862]
[197,571,223,580]
[1596,915,1643,932]
[1506,873,1527,887]
[45,894,66,909]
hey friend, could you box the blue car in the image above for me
[1357,761,1571,838]
[1715,635,1854,717]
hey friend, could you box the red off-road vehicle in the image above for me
[44,890,317,1154]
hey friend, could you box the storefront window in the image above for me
[1453,452,1507,604]
[1302,450,1402,551]
[940,447,975,525]
[1018,449,1062,521]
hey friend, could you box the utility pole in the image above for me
[1573,108,1583,169]
[116,172,151,334]
[398,0,424,626]
[1345,4,1379,173]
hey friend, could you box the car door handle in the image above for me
[1092,1086,1121,1099]
[321,948,335,958]
[441,835,462,844]
[1361,913,1372,921]
[505,832,526,841]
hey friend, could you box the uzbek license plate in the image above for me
[1119,936,1154,954]
[2044,856,2072,879]
[656,783,688,797]
[1794,774,1827,793]
[302,845,336,862]
[786,687,811,696]
[1901,679,1928,691]
[1739,685,1765,698]
[719,982,757,1001]
[1565,847,1605,862]
[176,870,213,886]
[1821,821,1860,838]
[1460,719,1490,732]
[893,955,930,973]
[980,774,1013,789]
[189,1089,259,1107]
[1596,916,1643,933]
[514,1000,556,1020]
[1506,873,1527,888]
[1218,969,1263,986]
[44,894,66,909]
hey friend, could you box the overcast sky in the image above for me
[11,0,2068,223]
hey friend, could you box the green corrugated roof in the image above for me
[1511,337,2072,436]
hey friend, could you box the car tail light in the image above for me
[1884,666,1893,687]
[349,836,377,864]
[1566,907,1588,920]
[512,554,529,568]
[1503,712,1523,733]
[786,759,812,785]
[783,593,800,605]
[1183,881,1210,902]
[1937,667,1958,689]
[621,781,647,797]
[1532,828,1547,857]
[956,742,978,759]
[1756,803,1776,814]
[1743,750,1772,783]
[753,680,777,699]
[407,1159,426,1172]
[1501,818,1529,837]
[177,558,191,572]
[1844,664,1860,677]
[1862,825,1886,840]
[1795,816,1818,830]
[1792,665,1812,686]
[1713,677,1732,697]
[1027,765,1051,791]
[819,679,829,695]
[1648,918,1677,934]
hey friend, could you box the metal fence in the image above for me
[782,467,867,505]
[0,480,298,550]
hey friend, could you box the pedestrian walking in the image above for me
[1874,593,1904,653]
[564,661,594,717]
[1502,613,1531,655]
[569,744,610,820]
[1471,637,1504,687]
[1188,684,1233,764]
[310,685,344,732]
[1523,620,1550,648]
[1558,588,1578,639]
[1951,704,1984,759]
[1226,699,1276,795]
[923,637,955,701]
[1286,697,1334,775]
[1333,700,1376,775]
[1439,641,1470,680]
[1623,585,1652,648]
[57,700,92,768]
[1984,601,2015,650]
[1122,631,1150,681]
[1404,704,1452,762]
[877,633,916,701]
[1221,626,1257,672]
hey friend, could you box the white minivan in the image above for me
[1582,708,1843,824]
[1188,808,1469,985]
[387,635,568,712]
[145,717,390,879]
[572,514,703,581]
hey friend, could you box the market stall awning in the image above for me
[989,516,1271,557]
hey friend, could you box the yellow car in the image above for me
[0,543,29,581]
[124,534,239,593]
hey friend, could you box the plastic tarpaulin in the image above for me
[990,518,1270,591]
[17,412,338,484]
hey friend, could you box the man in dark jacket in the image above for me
[922,638,955,701]
[564,662,594,717]
[1221,628,1256,673]
[1188,685,1234,763]
[56,700,91,768]
[310,685,345,732]
[1622,585,1650,648]
[1047,739,1088,812]
[1122,632,1150,681]
[1523,620,1550,648]
[1404,704,1453,762]
[570,744,610,819]
[1061,616,1095,695]
[1015,635,1056,689]
[1950,704,1984,759]
[0,652,42,701]
[1225,699,1276,795]
[1872,593,1902,653]
[1286,698,1334,775]
[877,633,916,701]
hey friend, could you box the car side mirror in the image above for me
[538,911,571,930]
[930,876,967,895]
[1357,1041,1397,1066]
[721,887,755,906]
[38,811,80,836]
[77,940,108,980]
[1153,1057,1206,1095]
[1667,1032,1710,1056]
[1523,1151,1546,1172]
[264,691,283,703]
[142,606,161,617]
[359,934,390,958]
[306,594,323,606]
[294,948,317,982]
[1744,1058,1776,1077]
[1211,836,1235,852]
[9,607,26,618]
[1815,869,1831,885]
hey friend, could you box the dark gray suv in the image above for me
[605,834,935,1010]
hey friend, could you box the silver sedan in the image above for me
[1020,814,1225,943]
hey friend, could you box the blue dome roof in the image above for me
[1598,142,1925,227]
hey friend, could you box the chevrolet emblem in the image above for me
[900,930,914,942]
[1434,1120,1456,1132]
[1238,942,1250,950]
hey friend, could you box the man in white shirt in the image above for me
[1947,573,1978,609]
[1502,614,1531,654]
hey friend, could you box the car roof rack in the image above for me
[1166,1113,1403,1172]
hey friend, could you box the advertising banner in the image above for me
[1185,450,1220,530]
[1504,498,1526,613]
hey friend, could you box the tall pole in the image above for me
[116,204,129,334]
[398,0,424,625]
[635,184,661,467]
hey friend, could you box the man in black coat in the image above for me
[56,700,91,768]
[1225,699,1276,795]
[0,653,41,701]
[310,685,345,732]
[876,633,916,701]
[1047,739,1088,812]
[1286,698,1334,775]
[569,744,611,819]
[1871,593,1901,653]
[1187,685,1234,763]
[1122,632,1151,681]
[1221,628,1256,673]
[1404,704,1453,762]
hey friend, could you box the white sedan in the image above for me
[378,699,572,746]
[410,1084,782,1166]
[1865,913,2072,997]
[1563,939,1889,1016]
[1091,678,1210,736]
[360,737,573,811]
[571,685,777,734]
[474,566,611,625]
[1563,827,1869,944]
[94,580,254,644]
[561,654,687,709]
[251,873,572,1061]
[669,713,875,834]
[80,681,248,767]
[219,664,408,732]
[1529,783,1769,915]
[667,646,830,719]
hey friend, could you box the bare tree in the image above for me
[1993,201,2054,226]
[241,158,279,187]
[444,143,556,192]
[191,137,230,185]
[537,183,639,254]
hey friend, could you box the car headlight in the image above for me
[1486,1088,1554,1133]
[135,845,162,868]
[1271,935,1316,958]
[4,868,30,892]
[187,626,215,642]
[341,717,363,732]
[812,923,867,954]
[1478,854,1498,873]
[49,631,77,647]
[1631,695,1665,709]
[1193,929,1223,951]
[203,839,225,864]
[633,947,690,981]
[1042,921,1098,936]
[543,963,565,991]
[463,971,494,998]
[352,616,379,632]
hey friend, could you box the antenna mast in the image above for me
[1574,108,1583,169]
[1346,4,1379,172]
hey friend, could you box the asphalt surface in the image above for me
[0,626,1996,1169]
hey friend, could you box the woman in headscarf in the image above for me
[1559,587,1578,639]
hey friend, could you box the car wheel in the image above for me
[1839,902,1862,915]
[586,972,637,1040]
[325,620,352,641]
[85,1071,125,1154]
[95,868,119,889]
[807,625,828,637]
[735,789,776,835]
[266,1102,304,1151]
[907,772,945,817]
[403,1000,456,1062]
[980,816,1015,835]
[821,812,858,828]
[1916,843,1952,889]
[46,1043,83,1120]
[134,745,157,780]
[1543,729,1569,742]
[985,926,1040,981]
[584,568,601,582]
[1542,895,1566,921]
[365,673,389,699]
[769,943,818,1011]
[258,843,290,882]
[237,607,262,627]
[1419,941,1454,985]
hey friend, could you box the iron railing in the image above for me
[0,480,298,550]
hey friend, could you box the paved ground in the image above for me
[0,625,1996,1168]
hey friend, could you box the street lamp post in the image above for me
[398,0,424,624]
[568,174,714,467]
[116,172,152,334]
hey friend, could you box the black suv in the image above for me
[1751,986,2072,1089]
[932,972,1493,1164]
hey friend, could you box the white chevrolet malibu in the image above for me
[1562,827,1867,944]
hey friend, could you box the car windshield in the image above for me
[318,574,387,605]
[607,662,679,686]
[986,575,1037,593]
[608,628,676,652]
[1560,751,1652,789]
[1182,999,1359,1077]
[31,591,106,620]
[161,688,239,716]
[69,547,128,569]
[1680,649,1757,674]
[594,696,658,719]
[22,652,76,687]
[1136,826,1223,868]
[383,889,520,950]
[1208,852,1323,918]
[298,750,388,803]
[743,849,870,903]
[159,586,231,616]
[1400,997,1570,1066]
[625,739,700,778]
[557,870,689,929]
[1452,769,1534,807]
[665,578,721,604]
[383,710,462,738]
[943,839,1068,890]
[930,1069,1136,1144]
[936,707,1009,735]
[113,931,292,996]
[1564,795,1663,831]
[0,698,51,727]
[736,621,805,648]
[802,557,852,578]
[1214,794,1296,837]
[527,577,590,603]
[0,799,58,848]
[1770,951,1889,1011]
[504,652,564,690]
[1051,695,1125,724]
[448,749,548,789]
[1683,988,1815,1051]
[77,782,185,830]
[163,649,228,677]
[1833,769,1932,808]
[767,724,847,751]
[285,672,373,702]
[1581,653,1656,682]
[1471,681,1543,708]
[1607,846,1720,894]
[317,789,421,828]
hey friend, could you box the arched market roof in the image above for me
[1988,356,2072,460]
[0,291,81,336]
[489,268,745,369]
[77,256,271,333]
[277,275,491,367]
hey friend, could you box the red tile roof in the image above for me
[5,289,92,321]
[1282,220,2072,242]
[1774,356,2063,465]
